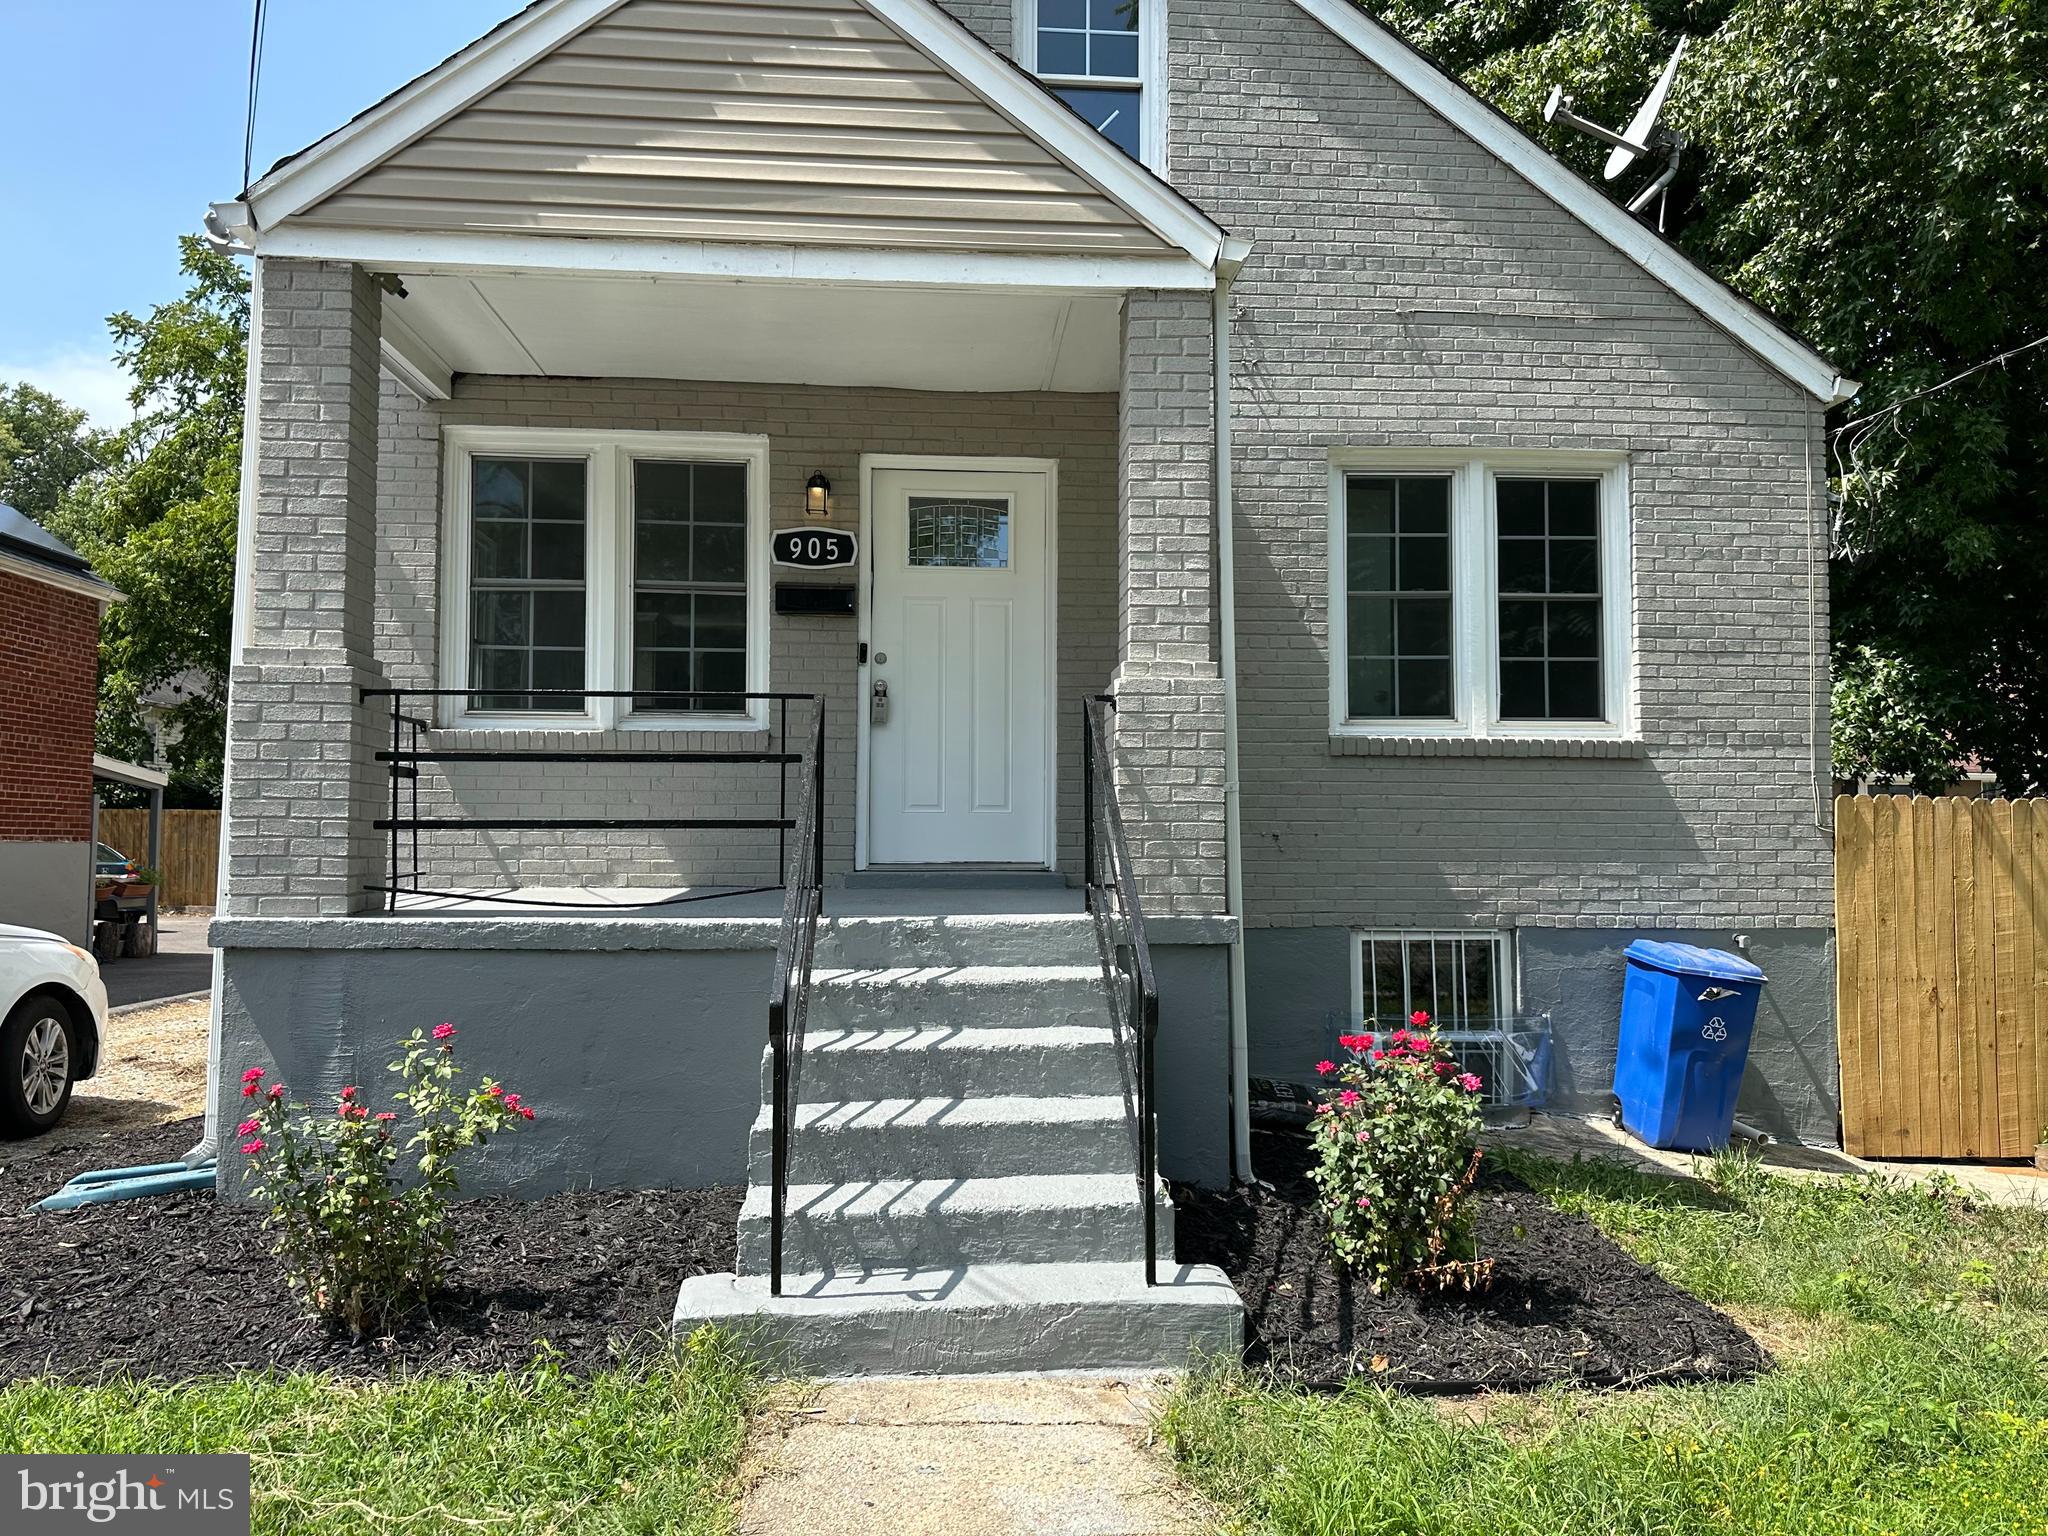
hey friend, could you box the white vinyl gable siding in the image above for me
[295,0,1178,255]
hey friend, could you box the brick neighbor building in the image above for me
[0,503,120,943]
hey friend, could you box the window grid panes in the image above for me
[1361,933,1506,1026]
[468,457,587,712]
[632,459,749,712]
[1345,474,1453,719]
[1038,0,1142,158]
[1038,0,1140,78]
[1496,478,1603,721]
[908,496,1011,569]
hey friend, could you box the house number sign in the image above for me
[772,528,859,569]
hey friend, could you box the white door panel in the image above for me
[867,468,1049,865]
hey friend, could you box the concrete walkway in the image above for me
[737,1377,1217,1536]
[1491,1111,2048,1210]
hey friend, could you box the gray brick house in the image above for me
[204,0,1853,1370]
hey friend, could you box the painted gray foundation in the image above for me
[216,943,769,1194]
[0,841,90,945]
[1245,924,1840,1147]
[212,916,1236,1194]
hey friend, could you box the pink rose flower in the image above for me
[1337,1089,1362,1108]
[1457,1073,1483,1093]
[518,1105,536,1120]
[433,1023,456,1041]
[339,1085,357,1101]
[235,1118,259,1136]
[241,1067,265,1084]
[1409,1010,1431,1027]
[1315,1059,1336,1076]
[1355,1195,1372,1209]
[240,1137,265,1155]
[374,1111,397,1123]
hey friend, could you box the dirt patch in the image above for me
[0,1118,740,1384]
[1172,1130,1770,1393]
[52,998,212,1137]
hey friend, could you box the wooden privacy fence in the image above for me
[1836,794,2048,1159]
[97,809,220,908]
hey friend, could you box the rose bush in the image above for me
[238,1023,535,1334]
[1307,1011,1492,1292]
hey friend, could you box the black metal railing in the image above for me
[1081,693,1162,1286]
[767,699,827,1296]
[359,688,817,912]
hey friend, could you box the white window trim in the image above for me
[1014,0,1169,175]
[1349,928,1516,1025]
[438,425,771,732]
[1326,448,1634,741]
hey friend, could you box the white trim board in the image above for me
[255,227,1216,294]
[243,0,1224,271]
[0,548,122,606]
[1286,0,1855,406]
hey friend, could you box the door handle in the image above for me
[870,678,889,726]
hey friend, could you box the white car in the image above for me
[0,923,110,1136]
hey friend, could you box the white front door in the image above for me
[865,466,1051,866]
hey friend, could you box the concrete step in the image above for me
[765,1024,1126,1103]
[749,1095,1135,1183]
[673,1261,1244,1376]
[802,965,1112,1032]
[734,1174,1175,1275]
[815,914,1097,971]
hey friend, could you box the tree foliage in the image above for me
[0,385,106,520]
[42,237,248,804]
[1372,0,2048,791]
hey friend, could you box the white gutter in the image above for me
[186,237,261,1170]
[1214,236,1254,1182]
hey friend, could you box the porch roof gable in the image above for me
[241,0,1226,271]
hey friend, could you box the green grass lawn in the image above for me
[1162,1151,2048,1536]
[0,1329,760,1535]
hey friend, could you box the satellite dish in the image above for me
[1540,39,1692,230]
[1604,39,1688,181]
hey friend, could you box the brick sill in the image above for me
[1329,734,1646,759]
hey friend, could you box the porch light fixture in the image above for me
[804,473,832,519]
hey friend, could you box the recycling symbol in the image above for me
[1702,1017,1729,1042]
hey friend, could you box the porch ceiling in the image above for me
[382,269,1121,393]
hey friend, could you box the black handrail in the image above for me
[767,699,827,1296]
[358,687,819,912]
[1081,694,1162,1287]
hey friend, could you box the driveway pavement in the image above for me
[100,912,213,1010]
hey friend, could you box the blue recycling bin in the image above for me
[1612,940,1767,1152]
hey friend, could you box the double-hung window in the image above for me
[1330,454,1632,739]
[441,428,769,729]
[1017,0,1163,167]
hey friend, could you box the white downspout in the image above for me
[1214,237,1254,1182]
[186,206,260,1168]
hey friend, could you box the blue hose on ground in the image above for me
[38,1160,218,1210]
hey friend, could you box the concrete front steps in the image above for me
[673,910,1242,1376]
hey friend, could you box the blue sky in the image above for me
[0,0,530,426]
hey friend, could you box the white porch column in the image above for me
[1111,289,1227,916]
[222,258,389,916]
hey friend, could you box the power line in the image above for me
[1828,333,2048,507]
[1830,334,2048,438]
[241,0,269,194]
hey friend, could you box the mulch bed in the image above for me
[0,1118,740,1384]
[1173,1129,1770,1393]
